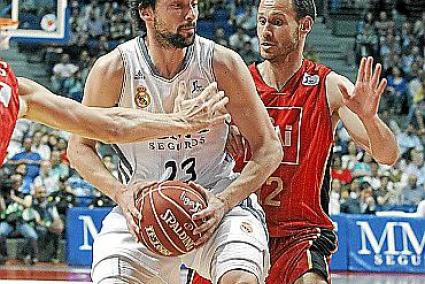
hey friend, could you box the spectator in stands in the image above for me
[340,186,361,214]
[375,11,394,36]
[374,174,399,207]
[66,171,95,207]
[360,182,377,214]
[332,154,353,184]
[229,27,251,52]
[387,67,410,115]
[8,138,41,194]
[397,123,423,156]
[52,54,78,80]
[213,27,228,47]
[355,23,379,63]
[357,12,375,33]
[404,149,425,185]
[352,152,373,178]
[329,179,342,215]
[31,131,51,161]
[33,161,60,195]
[342,140,360,170]
[240,41,261,65]
[87,13,105,39]
[234,5,256,32]
[62,70,83,102]
[50,150,69,180]
[401,174,425,206]
[364,161,382,189]
[32,185,63,263]
[0,174,39,265]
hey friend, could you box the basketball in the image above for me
[134,180,208,257]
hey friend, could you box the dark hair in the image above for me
[129,0,157,35]
[293,0,317,22]
[136,0,156,9]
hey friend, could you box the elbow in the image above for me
[261,136,283,171]
[272,139,284,168]
[377,147,400,166]
[67,136,84,169]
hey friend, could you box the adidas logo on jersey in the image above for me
[302,73,320,86]
[134,70,145,80]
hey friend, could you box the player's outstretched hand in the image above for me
[338,56,387,120]
[190,182,228,247]
[225,125,245,158]
[173,81,231,132]
[115,181,157,242]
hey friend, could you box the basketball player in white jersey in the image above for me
[68,0,282,283]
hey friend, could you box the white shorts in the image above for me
[91,194,270,284]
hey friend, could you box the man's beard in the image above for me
[154,20,195,48]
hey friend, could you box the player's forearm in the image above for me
[361,115,400,165]
[68,137,123,203]
[216,139,282,211]
[97,108,192,144]
[25,92,191,144]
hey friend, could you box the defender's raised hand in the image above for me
[173,82,230,131]
[338,56,387,120]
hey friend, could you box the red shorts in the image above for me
[267,228,337,284]
[189,228,337,284]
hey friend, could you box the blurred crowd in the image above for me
[1,0,425,265]
[42,0,263,103]
[330,4,425,215]
[0,120,116,264]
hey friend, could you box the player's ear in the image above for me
[299,16,313,34]
[138,6,154,24]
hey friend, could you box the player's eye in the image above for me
[274,19,283,26]
[258,18,266,25]
[171,3,183,9]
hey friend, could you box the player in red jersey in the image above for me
[190,0,399,283]
[0,59,229,165]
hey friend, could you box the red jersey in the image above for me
[248,59,334,237]
[0,59,19,164]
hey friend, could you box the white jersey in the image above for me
[115,36,235,192]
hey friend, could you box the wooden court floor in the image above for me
[0,262,424,283]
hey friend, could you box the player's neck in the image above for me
[260,52,303,90]
[144,34,188,79]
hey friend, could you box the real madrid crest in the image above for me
[135,85,151,109]
[240,221,253,234]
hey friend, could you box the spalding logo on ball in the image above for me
[134,180,208,257]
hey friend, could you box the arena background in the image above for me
[1,0,425,283]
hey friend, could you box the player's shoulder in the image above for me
[325,70,354,109]
[91,48,124,78]
[212,43,245,71]
[325,71,352,89]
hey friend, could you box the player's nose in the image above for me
[185,5,196,22]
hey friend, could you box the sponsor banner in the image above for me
[347,215,425,273]
[66,207,111,266]
[66,208,425,273]
[330,214,349,271]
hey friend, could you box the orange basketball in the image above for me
[134,180,208,257]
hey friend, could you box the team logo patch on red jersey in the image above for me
[302,73,320,86]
